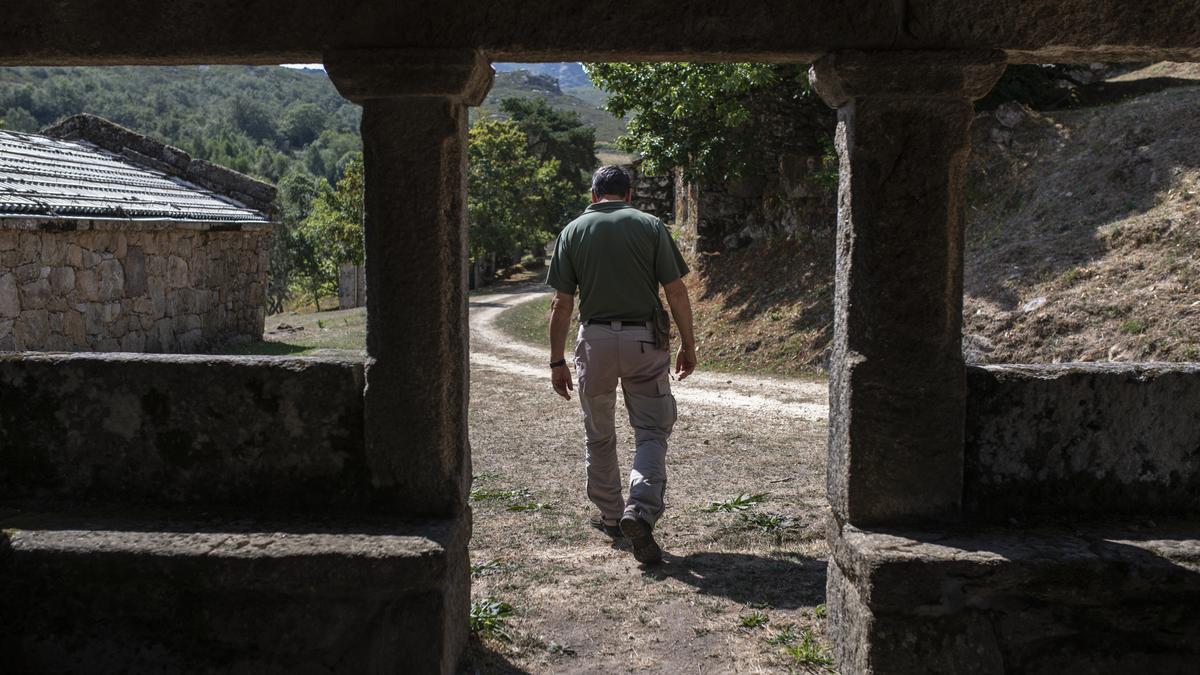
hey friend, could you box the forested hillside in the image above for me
[0,65,361,185]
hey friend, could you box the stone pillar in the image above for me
[324,49,493,517]
[810,52,1005,525]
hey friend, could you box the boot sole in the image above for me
[620,516,663,564]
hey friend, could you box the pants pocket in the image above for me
[625,390,677,433]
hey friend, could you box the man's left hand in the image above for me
[551,364,574,400]
[676,346,697,381]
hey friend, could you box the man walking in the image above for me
[545,165,697,564]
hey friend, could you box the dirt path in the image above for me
[465,286,834,673]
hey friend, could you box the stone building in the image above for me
[0,114,274,352]
[1,3,1199,674]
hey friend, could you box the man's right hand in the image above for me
[675,346,697,381]
[551,364,573,400]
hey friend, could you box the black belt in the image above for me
[584,319,648,327]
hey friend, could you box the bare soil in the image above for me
[464,286,832,673]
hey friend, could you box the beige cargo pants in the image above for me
[574,321,678,529]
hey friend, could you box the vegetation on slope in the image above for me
[963,85,1200,363]
[0,65,360,185]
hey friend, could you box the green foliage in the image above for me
[701,492,769,512]
[498,96,597,193]
[481,70,627,151]
[766,625,800,646]
[584,63,823,183]
[506,501,552,512]
[469,487,533,502]
[738,611,770,629]
[783,629,834,669]
[289,155,364,309]
[467,119,577,263]
[470,558,509,578]
[1121,318,1148,335]
[280,102,327,147]
[469,598,515,641]
[0,65,360,186]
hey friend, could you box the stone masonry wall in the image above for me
[628,163,674,223]
[0,220,271,353]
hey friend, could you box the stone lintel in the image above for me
[324,48,494,105]
[810,50,1007,107]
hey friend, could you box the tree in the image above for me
[227,95,277,142]
[292,155,364,310]
[280,102,327,147]
[467,119,574,263]
[266,170,321,313]
[583,63,827,183]
[497,96,596,193]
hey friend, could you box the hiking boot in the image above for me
[590,514,623,538]
[619,513,663,564]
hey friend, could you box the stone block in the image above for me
[97,258,125,300]
[124,246,147,295]
[19,277,50,309]
[13,309,49,349]
[65,243,83,267]
[0,510,468,674]
[0,273,18,318]
[119,331,145,352]
[0,353,372,510]
[18,232,40,263]
[829,519,1200,674]
[63,309,86,346]
[0,319,13,351]
[166,255,189,287]
[965,364,1200,520]
[49,265,75,294]
[75,268,99,301]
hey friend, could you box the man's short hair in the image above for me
[591,165,631,197]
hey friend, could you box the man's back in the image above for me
[546,201,688,322]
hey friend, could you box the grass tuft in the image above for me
[784,628,833,669]
[702,492,769,512]
[470,598,515,642]
[506,501,553,512]
[738,611,769,629]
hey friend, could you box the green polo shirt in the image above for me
[546,201,689,322]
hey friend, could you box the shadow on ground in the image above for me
[643,551,827,609]
[460,636,531,674]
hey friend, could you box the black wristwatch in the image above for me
[549,359,567,369]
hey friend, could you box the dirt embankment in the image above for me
[687,75,1200,372]
[964,85,1200,363]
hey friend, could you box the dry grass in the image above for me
[465,297,832,673]
[964,85,1200,363]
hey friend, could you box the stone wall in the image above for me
[0,352,366,511]
[628,163,675,223]
[965,363,1200,520]
[0,220,271,353]
[670,82,837,254]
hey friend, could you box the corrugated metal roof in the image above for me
[0,129,270,223]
